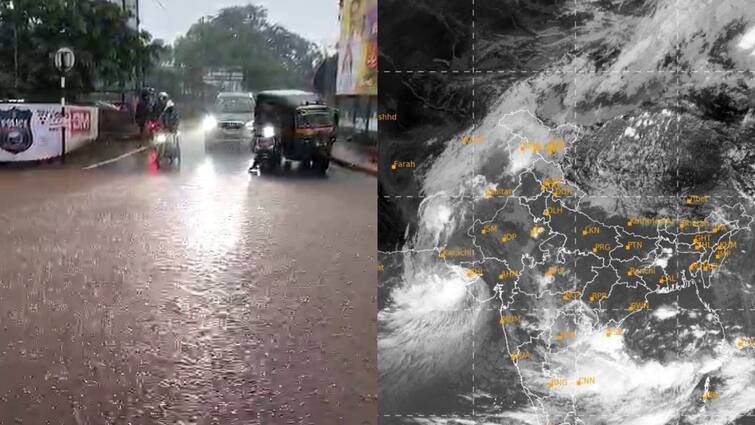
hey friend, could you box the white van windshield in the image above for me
[217,98,254,114]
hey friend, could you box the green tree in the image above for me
[0,0,162,98]
[173,4,324,93]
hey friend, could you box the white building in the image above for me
[108,0,139,30]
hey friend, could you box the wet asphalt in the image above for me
[0,125,377,424]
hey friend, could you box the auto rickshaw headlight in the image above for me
[263,125,275,138]
[155,134,168,143]
[202,116,217,131]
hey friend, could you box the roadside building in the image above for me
[108,0,139,30]
[203,69,245,94]
[314,0,377,147]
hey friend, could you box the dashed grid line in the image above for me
[379,414,755,419]
[675,0,682,422]
[572,0,580,419]
[371,307,755,313]
[380,195,754,199]
[471,0,477,420]
[380,69,755,74]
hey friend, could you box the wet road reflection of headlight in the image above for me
[263,125,275,138]
[203,116,217,131]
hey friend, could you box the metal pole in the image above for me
[8,0,18,91]
[120,0,128,108]
[136,0,141,89]
[13,24,18,91]
[61,76,66,162]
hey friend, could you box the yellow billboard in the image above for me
[336,0,378,96]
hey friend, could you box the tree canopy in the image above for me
[0,0,162,98]
[173,5,325,92]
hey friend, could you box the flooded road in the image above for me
[0,126,377,424]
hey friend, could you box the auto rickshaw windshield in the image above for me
[296,112,333,129]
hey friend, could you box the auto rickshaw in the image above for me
[252,90,338,174]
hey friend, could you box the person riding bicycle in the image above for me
[155,91,179,133]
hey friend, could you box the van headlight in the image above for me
[263,125,275,138]
[245,120,255,131]
[203,116,217,131]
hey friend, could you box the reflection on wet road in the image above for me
[0,124,377,424]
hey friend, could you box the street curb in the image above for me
[330,156,378,177]
[0,157,64,169]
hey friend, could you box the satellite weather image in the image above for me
[378,0,755,424]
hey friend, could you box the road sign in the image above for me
[54,47,75,74]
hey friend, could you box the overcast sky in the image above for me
[140,0,340,48]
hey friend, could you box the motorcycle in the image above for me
[151,125,181,168]
[145,119,161,141]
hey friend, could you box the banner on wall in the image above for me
[66,105,99,153]
[0,103,99,162]
[336,0,378,96]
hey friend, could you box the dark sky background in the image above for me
[140,0,340,47]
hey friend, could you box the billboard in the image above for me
[0,104,99,162]
[0,104,63,161]
[336,0,378,96]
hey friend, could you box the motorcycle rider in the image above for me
[135,87,155,135]
[150,92,181,164]
[155,91,179,133]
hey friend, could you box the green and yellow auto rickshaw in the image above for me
[252,90,338,174]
